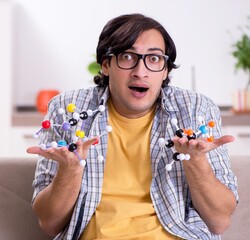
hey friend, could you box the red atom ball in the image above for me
[42,120,51,129]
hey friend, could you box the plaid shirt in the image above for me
[32,85,238,240]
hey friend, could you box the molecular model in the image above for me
[34,103,215,172]
[158,117,215,171]
[34,103,112,167]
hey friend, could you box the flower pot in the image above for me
[36,89,60,114]
[232,90,250,113]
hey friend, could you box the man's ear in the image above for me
[101,59,109,76]
[163,69,168,81]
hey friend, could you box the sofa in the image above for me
[0,158,53,240]
[221,156,250,240]
[0,156,249,240]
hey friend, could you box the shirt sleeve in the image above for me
[31,95,65,203]
[201,95,239,203]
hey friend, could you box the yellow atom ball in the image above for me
[67,103,76,113]
[76,130,85,139]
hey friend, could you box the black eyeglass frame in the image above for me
[109,52,169,72]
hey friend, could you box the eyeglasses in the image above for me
[109,52,169,72]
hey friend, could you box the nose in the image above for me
[131,59,148,78]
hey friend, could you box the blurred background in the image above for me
[8,0,250,106]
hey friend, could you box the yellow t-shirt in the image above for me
[81,101,181,240]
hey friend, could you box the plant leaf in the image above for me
[87,62,101,76]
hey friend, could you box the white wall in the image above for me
[11,0,250,106]
[0,1,12,156]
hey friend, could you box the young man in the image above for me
[27,14,238,240]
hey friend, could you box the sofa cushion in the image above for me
[0,158,52,240]
[0,156,248,240]
[222,156,250,240]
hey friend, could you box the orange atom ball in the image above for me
[208,121,215,128]
[186,129,194,136]
[207,136,215,142]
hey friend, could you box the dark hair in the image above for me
[94,13,178,87]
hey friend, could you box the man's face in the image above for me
[102,29,168,118]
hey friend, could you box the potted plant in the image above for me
[87,55,101,76]
[231,16,250,113]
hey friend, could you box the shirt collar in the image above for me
[159,86,180,113]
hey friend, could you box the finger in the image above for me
[27,146,53,160]
[188,139,199,150]
[82,137,100,149]
[74,137,99,160]
[59,146,71,159]
[213,135,235,147]
[172,136,181,147]
[26,146,42,154]
[178,137,189,150]
[195,140,207,151]
[178,137,188,145]
[45,147,56,154]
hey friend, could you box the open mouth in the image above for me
[129,86,149,93]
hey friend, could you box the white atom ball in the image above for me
[98,105,105,112]
[165,164,172,171]
[73,112,80,120]
[158,138,166,148]
[98,155,104,162]
[87,109,93,116]
[40,144,47,150]
[170,118,178,125]
[80,160,86,167]
[58,108,65,115]
[106,125,112,132]
[51,141,58,148]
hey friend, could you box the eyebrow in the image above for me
[129,47,164,54]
